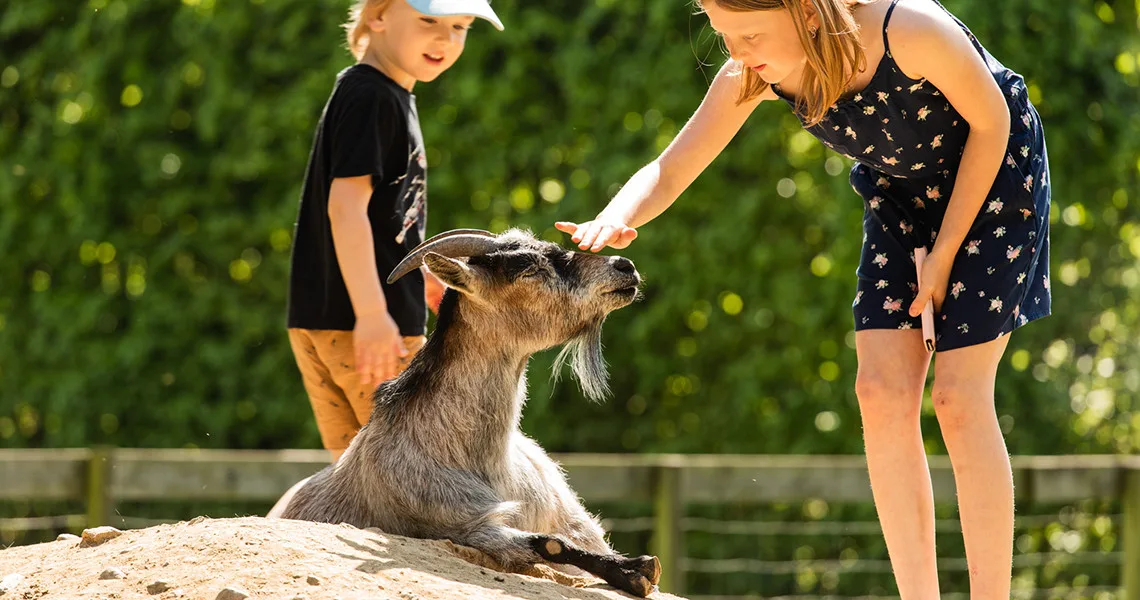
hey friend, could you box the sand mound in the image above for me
[0,516,685,600]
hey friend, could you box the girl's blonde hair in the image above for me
[702,0,867,126]
[345,0,394,60]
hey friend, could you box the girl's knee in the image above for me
[854,371,923,423]
[931,378,995,434]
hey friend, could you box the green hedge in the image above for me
[1,0,1138,460]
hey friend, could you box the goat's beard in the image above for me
[551,320,609,402]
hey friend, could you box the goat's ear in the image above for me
[423,252,477,294]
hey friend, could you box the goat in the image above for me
[269,228,660,596]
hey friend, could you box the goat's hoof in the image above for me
[615,570,654,598]
[626,555,660,586]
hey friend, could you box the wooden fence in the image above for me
[1,449,1138,599]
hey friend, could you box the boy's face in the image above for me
[368,0,475,84]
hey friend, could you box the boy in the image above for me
[286,0,504,461]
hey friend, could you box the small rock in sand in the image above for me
[215,587,251,600]
[99,567,127,580]
[81,526,124,547]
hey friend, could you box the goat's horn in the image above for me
[408,228,495,252]
[387,231,499,284]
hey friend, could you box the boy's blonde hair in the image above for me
[345,0,394,60]
[703,0,867,126]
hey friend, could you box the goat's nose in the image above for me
[610,256,635,274]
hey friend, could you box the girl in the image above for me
[556,0,1051,597]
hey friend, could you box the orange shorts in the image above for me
[287,329,426,452]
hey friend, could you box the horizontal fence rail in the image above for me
[1,449,1138,599]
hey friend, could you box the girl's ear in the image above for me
[800,0,821,32]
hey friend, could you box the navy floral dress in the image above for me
[773,0,1051,352]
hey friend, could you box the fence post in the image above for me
[651,458,685,595]
[1125,467,1140,600]
[85,446,114,528]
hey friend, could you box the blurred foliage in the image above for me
[1,0,1139,460]
[1,1,1139,596]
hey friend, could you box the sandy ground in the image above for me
[0,516,686,600]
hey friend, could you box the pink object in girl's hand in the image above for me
[914,246,936,352]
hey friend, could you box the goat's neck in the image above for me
[411,311,532,469]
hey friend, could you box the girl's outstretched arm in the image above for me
[557,59,767,252]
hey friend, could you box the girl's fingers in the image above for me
[556,221,587,244]
[554,221,578,236]
[589,225,616,252]
[618,227,638,247]
[572,222,596,245]
[909,287,932,318]
[557,221,635,252]
[578,223,604,250]
[588,225,615,254]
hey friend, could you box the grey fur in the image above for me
[552,324,610,402]
[271,229,658,595]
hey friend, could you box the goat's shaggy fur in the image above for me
[270,229,659,596]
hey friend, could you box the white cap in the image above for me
[405,0,504,31]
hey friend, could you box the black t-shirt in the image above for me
[287,64,428,335]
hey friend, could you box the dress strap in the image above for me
[882,0,902,53]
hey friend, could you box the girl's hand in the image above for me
[554,218,638,252]
[909,248,955,317]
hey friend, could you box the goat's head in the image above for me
[387,228,641,400]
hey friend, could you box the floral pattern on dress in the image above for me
[813,0,1052,351]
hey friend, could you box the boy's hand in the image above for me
[354,311,408,386]
[423,268,446,314]
[555,218,638,252]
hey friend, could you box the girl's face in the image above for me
[704,1,815,85]
[367,0,474,88]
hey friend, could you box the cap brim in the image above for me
[405,0,504,31]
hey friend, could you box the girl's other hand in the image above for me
[554,219,638,252]
[909,247,954,317]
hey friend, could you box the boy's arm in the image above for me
[328,174,407,384]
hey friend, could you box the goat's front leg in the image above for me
[527,534,658,597]
[551,510,661,587]
[513,438,662,588]
[455,524,656,597]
